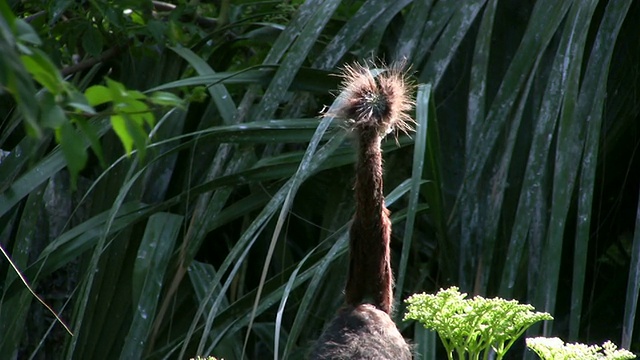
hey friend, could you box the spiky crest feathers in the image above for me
[331,62,415,137]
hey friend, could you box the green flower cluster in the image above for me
[526,337,635,360]
[404,287,553,360]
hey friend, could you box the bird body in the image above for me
[311,63,414,360]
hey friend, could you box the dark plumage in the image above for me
[310,304,411,359]
[311,62,414,360]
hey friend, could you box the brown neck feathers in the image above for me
[345,128,393,314]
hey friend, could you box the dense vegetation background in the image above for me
[1,0,639,359]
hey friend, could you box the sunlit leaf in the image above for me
[111,114,134,155]
[85,85,113,106]
[149,91,184,108]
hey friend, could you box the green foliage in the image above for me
[1,6,185,187]
[1,0,639,359]
[405,287,553,359]
[527,337,636,360]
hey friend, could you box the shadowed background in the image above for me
[1,0,639,359]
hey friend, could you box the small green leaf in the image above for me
[20,49,63,94]
[41,92,68,128]
[106,78,127,100]
[124,115,149,159]
[67,90,96,114]
[117,98,154,127]
[75,118,105,167]
[129,11,146,26]
[85,85,112,106]
[111,114,134,155]
[57,122,87,189]
[126,90,147,100]
[82,26,103,57]
[149,91,184,108]
[110,114,148,158]
[15,19,41,46]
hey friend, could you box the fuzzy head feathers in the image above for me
[332,62,415,137]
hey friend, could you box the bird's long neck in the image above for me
[345,128,393,314]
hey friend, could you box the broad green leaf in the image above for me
[117,98,154,126]
[465,0,572,178]
[111,114,135,155]
[121,212,183,359]
[106,78,128,100]
[20,49,64,95]
[85,85,113,106]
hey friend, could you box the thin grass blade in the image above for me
[622,185,640,348]
[394,83,431,314]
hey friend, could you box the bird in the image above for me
[310,62,414,360]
